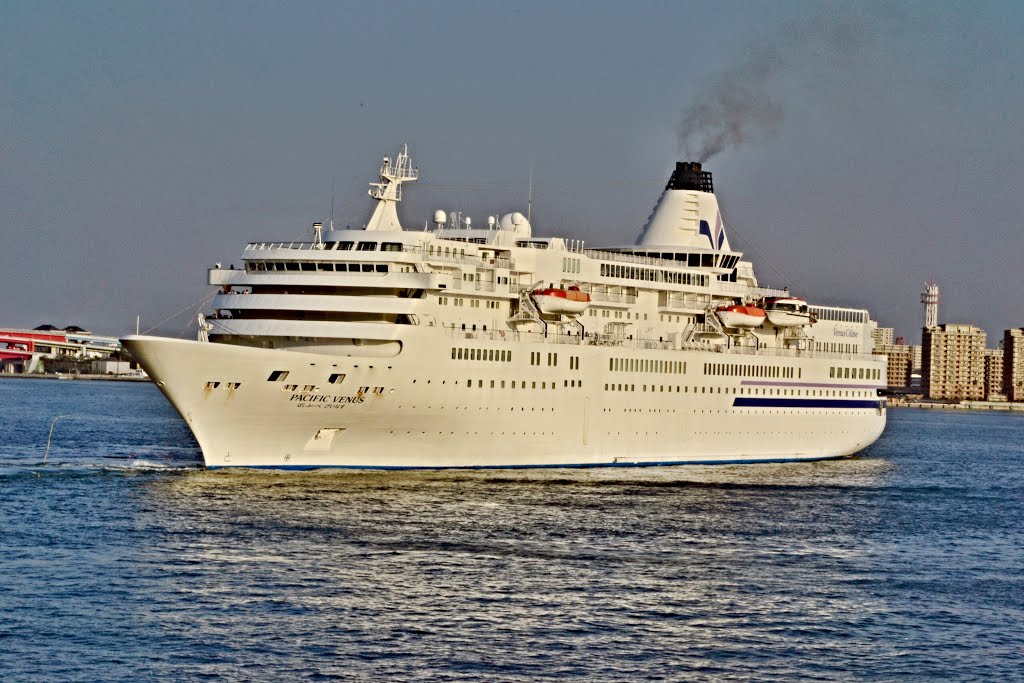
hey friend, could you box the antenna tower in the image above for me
[921,279,940,329]
[527,161,534,223]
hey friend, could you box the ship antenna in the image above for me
[329,175,336,231]
[527,160,534,223]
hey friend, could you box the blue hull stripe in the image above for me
[733,397,882,409]
[207,454,853,471]
[740,380,886,390]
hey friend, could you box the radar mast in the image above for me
[365,144,418,231]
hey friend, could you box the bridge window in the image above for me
[357,242,378,251]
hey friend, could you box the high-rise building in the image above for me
[874,343,912,389]
[922,324,986,401]
[984,349,1005,401]
[871,325,895,348]
[910,344,923,375]
[1003,329,1024,402]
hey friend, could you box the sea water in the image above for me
[1,378,1022,681]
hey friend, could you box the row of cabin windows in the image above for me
[322,241,403,252]
[562,258,581,274]
[247,261,389,273]
[629,251,740,270]
[452,348,512,362]
[466,379,568,390]
[607,384,685,392]
[599,263,709,287]
[428,245,468,258]
[529,351,559,367]
[590,309,648,320]
[610,358,685,374]
[705,363,797,379]
[439,236,488,245]
[815,341,861,353]
[439,297,500,309]
[809,307,868,324]
[831,367,881,380]
[580,284,638,298]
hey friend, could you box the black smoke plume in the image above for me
[677,9,889,162]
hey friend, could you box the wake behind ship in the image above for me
[123,148,887,469]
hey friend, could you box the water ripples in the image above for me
[1,380,1022,680]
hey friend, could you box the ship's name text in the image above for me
[289,393,366,408]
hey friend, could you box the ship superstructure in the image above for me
[123,147,886,469]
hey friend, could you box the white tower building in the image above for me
[922,280,940,329]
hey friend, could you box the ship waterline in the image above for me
[124,148,887,469]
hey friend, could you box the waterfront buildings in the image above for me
[1003,329,1024,402]
[984,349,1006,401]
[872,325,895,348]
[874,342,913,390]
[0,327,121,374]
[922,324,986,401]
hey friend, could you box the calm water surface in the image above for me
[1,378,1022,681]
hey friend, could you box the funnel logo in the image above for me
[698,211,726,250]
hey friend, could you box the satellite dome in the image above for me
[498,212,531,236]
[433,210,447,226]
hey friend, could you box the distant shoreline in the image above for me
[0,373,150,383]
[888,400,1024,412]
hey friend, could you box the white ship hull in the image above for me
[124,333,886,469]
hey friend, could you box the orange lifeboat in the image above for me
[716,304,767,328]
[531,285,591,316]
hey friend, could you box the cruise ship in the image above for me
[122,147,887,469]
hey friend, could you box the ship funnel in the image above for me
[634,160,729,251]
[666,162,714,193]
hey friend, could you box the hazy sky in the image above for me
[2,1,1022,344]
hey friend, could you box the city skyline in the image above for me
[2,1,1022,340]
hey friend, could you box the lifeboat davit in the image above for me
[531,285,591,316]
[764,297,815,327]
[716,304,766,328]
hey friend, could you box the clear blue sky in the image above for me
[2,0,1022,344]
